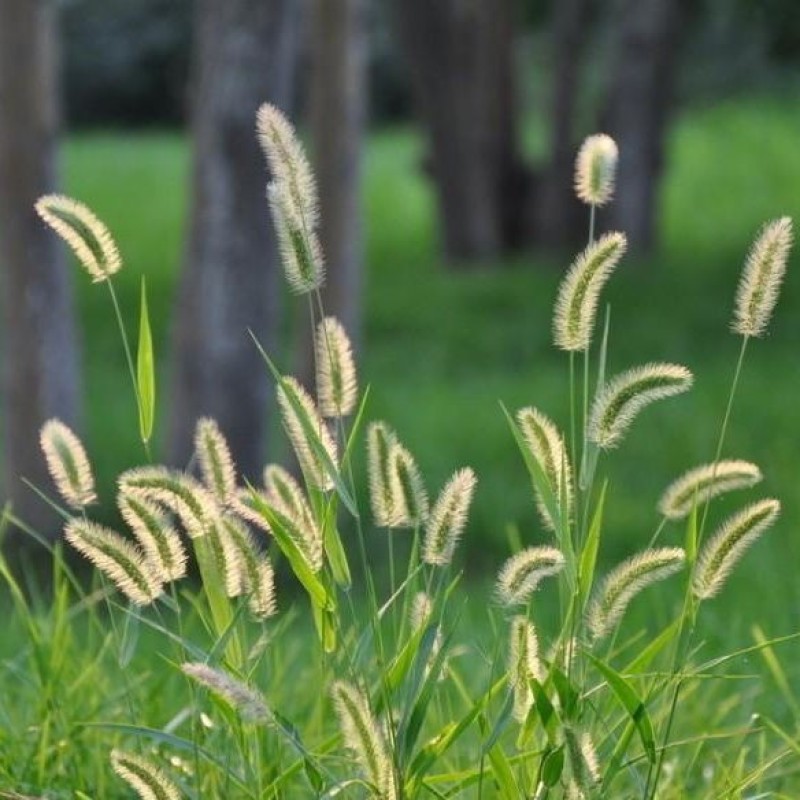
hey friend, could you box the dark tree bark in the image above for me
[0,0,80,540]
[395,0,526,263]
[601,0,685,252]
[169,0,300,478]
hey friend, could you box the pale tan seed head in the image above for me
[423,468,477,567]
[110,749,181,800]
[574,134,618,207]
[36,194,122,282]
[564,727,601,796]
[263,464,321,549]
[588,363,693,449]
[194,417,237,505]
[316,316,358,417]
[389,442,429,528]
[182,662,270,724]
[658,460,762,520]
[733,217,793,338]
[693,499,780,600]
[410,591,434,632]
[367,422,401,527]
[496,546,565,606]
[231,487,273,533]
[40,418,96,509]
[553,232,627,352]
[508,616,543,723]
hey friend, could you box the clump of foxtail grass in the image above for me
[64,519,163,606]
[35,194,122,282]
[692,499,780,600]
[574,133,618,208]
[182,662,270,724]
[588,362,693,449]
[496,546,565,606]
[658,459,762,520]
[316,316,358,417]
[39,418,97,509]
[110,749,182,800]
[516,407,572,531]
[422,468,477,567]
[507,616,543,723]
[331,681,396,800]
[587,547,685,641]
[194,417,236,505]
[553,232,627,353]
[733,217,793,338]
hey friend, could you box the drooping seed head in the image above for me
[588,363,693,449]
[733,217,793,338]
[182,662,270,724]
[574,134,618,207]
[36,194,122,282]
[516,407,572,531]
[277,377,339,491]
[118,491,187,582]
[231,487,273,532]
[587,547,685,641]
[553,232,627,352]
[40,418,96,509]
[316,316,358,417]
[658,460,762,520]
[194,417,237,505]
[508,616,543,723]
[496,546,565,606]
[693,499,780,600]
[423,468,477,567]
[110,749,181,800]
[65,519,163,606]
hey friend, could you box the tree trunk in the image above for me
[0,0,80,541]
[169,0,300,479]
[395,0,525,263]
[601,0,685,252]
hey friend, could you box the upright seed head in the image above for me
[658,460,762,520]
[564,727,601,797]
[110,749,181,800]
[574,134,618,207]
[40,419,96,509]
[693,499,780,600]
[389,442,429,527]
[423,468,477,567]
[367,422,401,527]
[553,232,627,352]
[587,547,685,641]
[496,546,565,606]
[65,519,163,606]
[410,591,434,632]
[733,217,793,338]
[182,662,270,724]
[316,316,358,417]
[194,417,237,505]
[264,464,321,546]
[588,363,693,449]
[508,616,543,723]
[35,194,122,282]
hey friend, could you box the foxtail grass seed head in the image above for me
[232,487,273,532]
[249,558,278,618]
[516,407,572,531]
[574,134,618,207]
[733,217,793,338]
[316,316,358,417]
[182,662,270,724]
[65,519,162,606]
[195,417,236,504]
[390,442,429,527]
[40,419,96,509]
[331,681,396,800]
[658,460,762,520]
[205,515,247,597]
[564,727,601,798]
[110,749,181,800]
[277,377,338,491]
[423,468,477,567]
[553,232,627,352]
[367,422,401,527]
[411,591,434,631]
[36,194,122,282]
[496,546,565,606]
[118,491,187,582]
[508,616,543,723]
[693,499,780,600]
[120,467,217,539]
[587,547,685,641]
[588,363,693,449]
[263,464,322,550]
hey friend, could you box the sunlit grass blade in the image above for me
[136,277,156,445]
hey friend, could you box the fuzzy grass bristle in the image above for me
[40,418,97,509]
[564,727,601,797]
[423,468,477,567]
[588,363,693,449]
[316,316,358,417]
[693,499,780,600]
[194,417,236,505]
[553,232,627,352]
[390,442,429,527]
[733,216,793,338]
[658,460,762,520]
[35,194,122,282]
[367,422,401,527]
[574,133,618,207]
[496,546,565,606]
[110,749,181,800]
[182,662,270,724]
[508,616,543,723]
